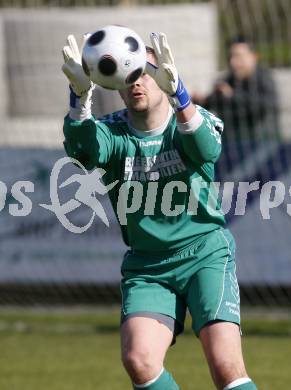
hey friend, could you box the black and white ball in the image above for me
[82,25,146,90]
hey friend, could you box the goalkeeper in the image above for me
[62,32,258,390]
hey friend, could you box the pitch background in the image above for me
[1,307,291,390]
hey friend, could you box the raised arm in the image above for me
[62,34,113,170]
[145,32,223,164]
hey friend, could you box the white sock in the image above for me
[133,367,164,388]
[223,377,251,389]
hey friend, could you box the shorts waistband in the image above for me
[129,228,222,260]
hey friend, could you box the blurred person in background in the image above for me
[192,36,280,177]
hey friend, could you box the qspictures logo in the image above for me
[39,158,118,233]
[1,156,291,233]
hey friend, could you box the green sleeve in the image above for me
[175,106,223,164]
[63,115,114,170]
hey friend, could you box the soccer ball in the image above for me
[82,25,147,90]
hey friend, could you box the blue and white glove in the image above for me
[145,32,191,112]
[62,34,94,121]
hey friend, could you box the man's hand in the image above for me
[145,32,190,111]
[215,81,234,98]
[62,34,94,120]
[145,32,178,95]
[62,34,93,97]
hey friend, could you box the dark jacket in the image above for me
[205,65,280,144]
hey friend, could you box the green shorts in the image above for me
[120,228,240,337]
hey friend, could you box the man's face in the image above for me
[229,43,257,80]
[119,53,164,113]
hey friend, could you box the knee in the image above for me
[122,349,161,384]
[211,360,248,389]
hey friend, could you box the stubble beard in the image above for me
[129,96,150,113]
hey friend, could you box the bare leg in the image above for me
[200,321,249,390]
[121,316,173,385]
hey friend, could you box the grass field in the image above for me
[1,308,291,390]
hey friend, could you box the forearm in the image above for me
[63,113,115,170]
[175,102,197,124]
[176,106,223,164]
[63,115,98,170]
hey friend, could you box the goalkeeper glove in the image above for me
[62,34,94,120]
[145,32,191,112]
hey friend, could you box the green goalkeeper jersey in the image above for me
[63,105,225,254]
